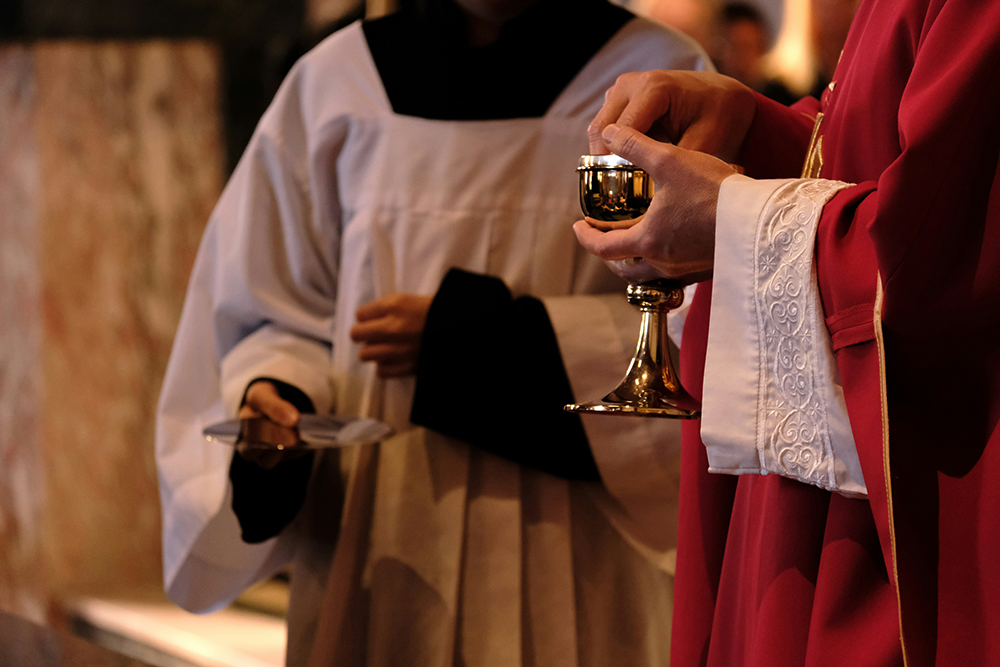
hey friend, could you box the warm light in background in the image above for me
[627,0,716,51]
[315,0,827,96]
[624,0,820,96]
[767,0,814,93]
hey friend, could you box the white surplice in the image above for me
[156,18,710,667]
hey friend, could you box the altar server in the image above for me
[156,1,711,665]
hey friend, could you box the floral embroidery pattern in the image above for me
[753,180,846,490]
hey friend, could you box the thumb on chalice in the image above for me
[600,124,675,181]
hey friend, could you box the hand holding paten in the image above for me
[238,381,306,469]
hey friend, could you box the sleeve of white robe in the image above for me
[701,174,868,498]
[155,58,342,612]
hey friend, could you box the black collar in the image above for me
[362,0,632,120]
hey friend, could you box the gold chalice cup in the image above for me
[565,155,701,418]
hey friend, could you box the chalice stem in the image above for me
[564,279,700,418]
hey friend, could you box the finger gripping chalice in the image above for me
[565,155,701,418]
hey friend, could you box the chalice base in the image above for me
[563,279,701,420]
[565,389,700,419]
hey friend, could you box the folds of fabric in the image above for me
[674,0,1000,664]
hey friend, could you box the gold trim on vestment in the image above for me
[799,95,904,661]
[802,113,826,179]
[874,274,909,666]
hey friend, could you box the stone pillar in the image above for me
[0,40,225,607]
[0,47,46,622]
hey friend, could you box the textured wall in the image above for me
[0,47,46,622]
[0,40,225,606]
[6,0,306,173]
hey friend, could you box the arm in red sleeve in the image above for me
[841,0,1000,340]
[808,2,1000,660]
[737,93,817,179]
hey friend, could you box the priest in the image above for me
[575,0,1000,664]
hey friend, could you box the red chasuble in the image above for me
[673,0,1000,665]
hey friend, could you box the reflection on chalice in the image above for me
[565,155,701,418]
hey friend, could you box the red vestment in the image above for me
[673,0,1000,664]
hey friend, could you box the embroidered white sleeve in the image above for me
[701,175,868,498]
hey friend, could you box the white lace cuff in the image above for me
[701,175,867,498]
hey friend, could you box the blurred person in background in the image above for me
[808,0,860,97]
[713,1,796,105]
[156,0,712,666]
[625,0,716,52]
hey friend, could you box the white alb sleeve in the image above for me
[701,175,868,498]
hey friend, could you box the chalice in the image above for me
[565,155,701,418]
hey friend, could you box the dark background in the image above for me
[0,0,363,171]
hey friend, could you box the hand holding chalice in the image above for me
[564,155,700,418]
